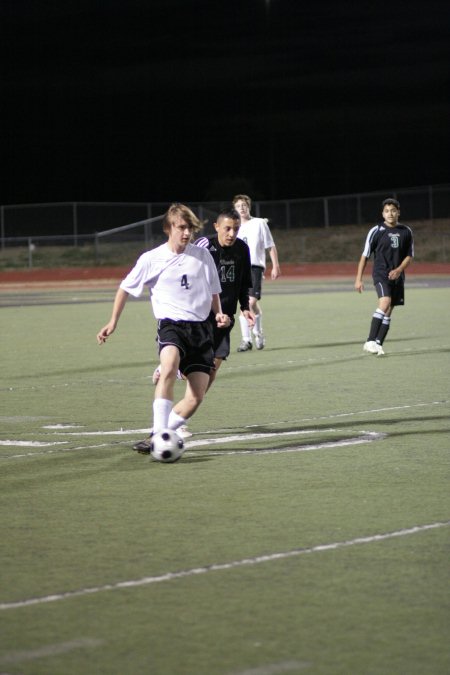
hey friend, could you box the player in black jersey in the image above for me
[355,198,414,355]
[195,207,254,387]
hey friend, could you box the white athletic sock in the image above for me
[239,314,251,342]
[253,313,263,335]
[152,398,173,433]
[168,410,187,431]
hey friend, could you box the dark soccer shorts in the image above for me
[249,265,265,300]
[212,316,235,360]
[157,318,215,376]
[374,277,405,306]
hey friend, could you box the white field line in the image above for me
[1,521,448,611]
[1,398,446,457]
[0,429,384,459]
[0,440,69,447]
[0,638,103,666]
[192,432,385,456]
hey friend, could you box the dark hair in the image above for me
[382,198,400,210]
[217,207,240,222]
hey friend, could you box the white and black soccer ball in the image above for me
[150,429,185,463]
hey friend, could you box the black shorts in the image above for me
[157,318,215,376]
[212,316,235,360]
[249,265,264,300]
[374,277,405,306]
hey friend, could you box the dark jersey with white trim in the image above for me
[195,235,252,316]
[362,222,414,281]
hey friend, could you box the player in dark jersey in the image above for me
[195,207,254,387]
[355,198,414,355]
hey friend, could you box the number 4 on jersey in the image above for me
[181,274,190,289]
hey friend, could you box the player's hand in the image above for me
[215,313,230,328]
[243,310,256,328]
[271,265,281,280]
[388,268,401,280]
[96,322,115,344]
[354,280,364,293]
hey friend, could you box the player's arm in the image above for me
[97,287,129,344]
[355,255,368,293]
[268,245,281,280]
[388,255,413,280]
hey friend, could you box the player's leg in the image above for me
[252,299,265,349]
[133,343,181,452]
[249,269,265,349]
[238,300,255,351]
[374,305,393,352]
[207,357,223,391]
[171,371,210,423]
[363,282,391,355]
[375,279,403,351]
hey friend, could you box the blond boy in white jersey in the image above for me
[97,203,229,452]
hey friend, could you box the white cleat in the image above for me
[178,425,193,438]
[363,340,379,354]
[254,332,265,350]
[376,345,385,356]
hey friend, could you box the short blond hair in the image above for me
[162,203,204,236]
[232,194,252,210]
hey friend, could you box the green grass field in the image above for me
[1,278,449,675]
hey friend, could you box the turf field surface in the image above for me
[1,277,449,675]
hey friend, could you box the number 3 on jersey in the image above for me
[181,274,190,289]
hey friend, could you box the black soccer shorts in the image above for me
[374,277,405,306]
[157,318,215,376]
[249,265,264,300]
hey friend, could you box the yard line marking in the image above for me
[0,638,103,665]
[0,440,68,447]
[227,661,310,675]
[192,433,385,456]
[1,521,448,611]
[0,430,384,459]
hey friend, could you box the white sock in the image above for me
[239,314,251,342]
[152,398,173,433]
[168,410,187,431]
[253,314,262,335]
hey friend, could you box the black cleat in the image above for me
[132,435,153,454]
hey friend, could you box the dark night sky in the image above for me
[2,0,449,205]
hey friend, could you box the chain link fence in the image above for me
[1,184,449,267]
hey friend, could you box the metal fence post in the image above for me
[324,197,330,228]
[73,202,78,246]
[0,205,4,250]
[28,238,34,268]
[94,232,99,264]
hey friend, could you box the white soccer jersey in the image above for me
[237,218,274,269]
[120,242,222,321]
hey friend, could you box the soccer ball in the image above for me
[150,429,185,463]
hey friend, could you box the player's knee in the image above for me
[159,364,180,382]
